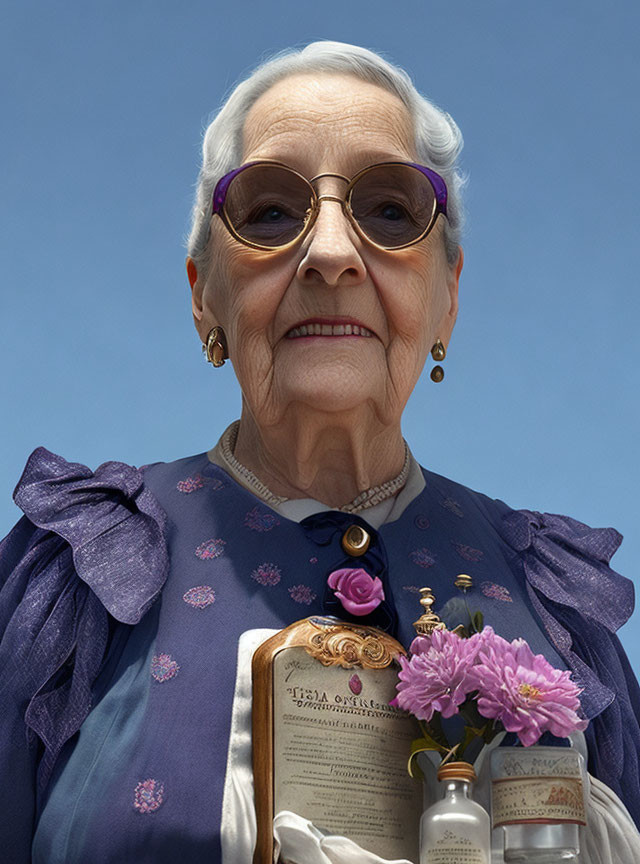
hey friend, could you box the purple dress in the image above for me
[0,446,638,863]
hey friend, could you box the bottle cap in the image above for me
[437,761,477,783]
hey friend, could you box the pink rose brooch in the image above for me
[327,567,385,616]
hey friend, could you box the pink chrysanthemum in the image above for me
[466,627,588,746]
[392,628,481,721]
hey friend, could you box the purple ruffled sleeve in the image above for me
[501,509,640,826]
[0,447,169,862]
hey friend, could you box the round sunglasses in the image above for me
[211,160,448,251]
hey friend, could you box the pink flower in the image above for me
[392,629,481,721]
[466,627,588,746]
[327,567,384,616]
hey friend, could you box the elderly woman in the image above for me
[1,41,639,864]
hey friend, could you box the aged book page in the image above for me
[272,646,422,862]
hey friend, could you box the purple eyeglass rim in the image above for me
[211,160,448,219]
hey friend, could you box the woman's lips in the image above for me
[285,322,374,338]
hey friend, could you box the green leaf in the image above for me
[407,734,449,779]
[472,611,484,633]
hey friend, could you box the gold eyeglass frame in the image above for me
[214,159,444,253]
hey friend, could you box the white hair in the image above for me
[187,40,465,269]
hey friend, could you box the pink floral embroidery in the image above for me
[150,654,180,682]
[481,581,513,602]
[410,547,436,569]
[441,497,464,518]
[179,474,224,493]
[244,507,280,532]
[288,584,317,605]
[183,585,216,609]
[349,673,363,695]
[414,514,430,530]
[251,563,282,586]
[453,543,484,562]
[195,538,226,560]
[133,778,165,813]
[309,557,318,564]
[176,475,204,494]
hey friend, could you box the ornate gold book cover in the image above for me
[252,616,422,863]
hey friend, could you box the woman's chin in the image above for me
[274,361,385,415]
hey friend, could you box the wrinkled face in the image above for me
[191,72,461,428]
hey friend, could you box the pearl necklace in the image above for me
[218,421,410,513]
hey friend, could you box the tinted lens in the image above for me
[349,164,437,247]
[224,164,312,247]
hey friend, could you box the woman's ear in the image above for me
[442,245,463,343]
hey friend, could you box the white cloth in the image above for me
[221,631,640,864]
[582,776,640,864]
[273,812,412,864]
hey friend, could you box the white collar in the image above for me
[207,421,425,528]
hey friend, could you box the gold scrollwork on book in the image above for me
[305,618,399,668]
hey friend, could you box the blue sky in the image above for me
[2,1,639,666]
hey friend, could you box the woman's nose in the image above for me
[296,199,367,287]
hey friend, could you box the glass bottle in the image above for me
[420,761,491,864]
[490,746,584,862]
[501,824,579,862]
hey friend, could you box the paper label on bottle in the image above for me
[423,830,489,863]
[492,776,586,827]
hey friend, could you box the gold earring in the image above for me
[430,338,446,382]
[202,326,228,367]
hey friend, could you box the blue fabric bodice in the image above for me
[1,446,638,863]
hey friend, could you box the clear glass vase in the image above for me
[420,761,491,864]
